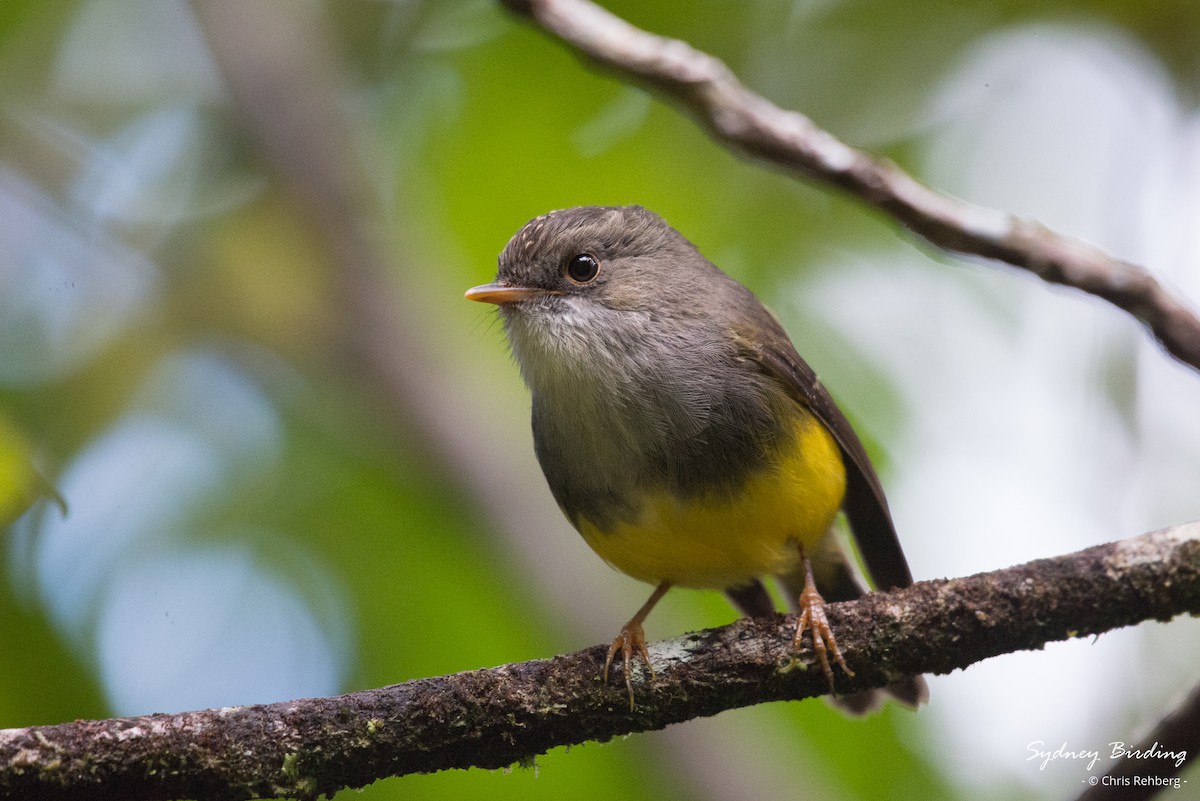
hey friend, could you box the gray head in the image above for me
[466,205,762,412]
[475,205,729,315]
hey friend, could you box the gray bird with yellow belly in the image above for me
[467,205,926,711]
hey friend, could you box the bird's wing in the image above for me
[734,330,913,590]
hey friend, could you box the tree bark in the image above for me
[2,523,1197,801]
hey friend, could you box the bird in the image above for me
[466,205,925,711]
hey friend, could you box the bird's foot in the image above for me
[793,580,854,692]
[603,620,653,710]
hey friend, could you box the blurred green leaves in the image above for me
[3,2,1200,800]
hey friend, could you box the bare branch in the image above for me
[2,523,1197,801]
[498,0,1200,374]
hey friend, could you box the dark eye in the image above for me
[565,253,600,283]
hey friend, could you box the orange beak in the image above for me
[464,283,554,305]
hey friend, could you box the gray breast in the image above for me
[508,300,785,531]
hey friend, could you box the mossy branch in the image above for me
[2,523,1198,801]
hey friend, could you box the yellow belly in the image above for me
[577,411,846,589]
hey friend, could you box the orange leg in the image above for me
[793,543,854,692]
[604,581,671,710]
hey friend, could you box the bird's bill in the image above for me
[464,283,554,305]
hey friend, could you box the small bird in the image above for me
[467,205,925,711]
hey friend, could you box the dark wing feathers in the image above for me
[735,331,913,591]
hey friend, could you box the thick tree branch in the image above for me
[2,523,1197,801]
[498,0,1200,374]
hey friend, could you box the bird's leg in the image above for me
[604,581,671,710]
[793,543,854,692]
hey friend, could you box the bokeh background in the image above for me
[2,1,1200,799]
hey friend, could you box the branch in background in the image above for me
[1074,680,1200,801]
[2,524,1197,801]
[499,0,1200,374]
[188,0,578,581]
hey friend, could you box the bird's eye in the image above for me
[565,253,600,283]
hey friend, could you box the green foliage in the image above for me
[3,2,1200,801]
